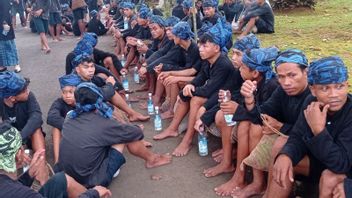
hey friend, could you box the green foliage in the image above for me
[272,0,317,10]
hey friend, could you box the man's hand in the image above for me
[272,154,294,189]
[194,119,204,132]
[137,43,148,53]
[114,30,121,38]
[15,147,31,169]
[33,9,43,17]
[154,64,163,74]
[261,114,283,134]
[220,101,238,115]
[138,67,147,77]
[28,149,46,178]
[93,186,112,198]
[120,68,128,75]
[304,102,329,135]
[158,72,171,81]
[163,76,179,86]
[332,182,346,198]
[240,80,257,102]
[183,84,195,97]
[106,76,116,85]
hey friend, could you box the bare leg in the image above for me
[124,46,136,70]
[49,25,57,40]
[56,24,63,41]
[160,83,178,119]
[240,17,257,37]
[40,32,50,53]
[65,174,87,198]
[319,170,346,198]
[153,97,189,140]
[172,96,206,157]
[215,121,250,197]
[126,141,172,168]
[204,110,234,177]
[153,77,164,107]
[103,57,120,78]
[31,128,49,185]
[52,128,62,164]
[77,19,86,37]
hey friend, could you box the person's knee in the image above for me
[320,169,341,190]
[249,124,262,140]
[270,137,287,159]
[103,57,113,66]
[190,96,206,106]
[215,110,226,126]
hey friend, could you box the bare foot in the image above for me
[153,128,178,140]
[214,174,245,197]
[145,153,172,168]
[142,140,152,147]
[172,142,192,157]
[212,148,223,163]
[129,113,150,122]
[160,110,174,120]
[203,163,234,178]
[160,100,170,112]
[212,148,223,157]
[232,182,265,198]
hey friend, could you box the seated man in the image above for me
[202,0,222,25]
[181,0,202,30]
[269,56,352,198]
[172,0,186,20]
[58,82,172,187]
[219,0,244,23]
[86,10,111,36]
[0,71,48,185]
[156,20,233,157]
[47,74,81,164]
[236,0,274,37]
[72,53,150,122]
[0,120,111,198]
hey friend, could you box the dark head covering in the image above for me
[176,0,184,4]
[0,71,27,98]
[233,33,261,52]
[308,56,348,85]
[165,16,180,27]
[138,7,151,19]
[242,47,279,81]
[172,21,194,40]
[69,82,113,119]
[120,1,135,9]
[82,32,98,47]
[72,53,93,68]
[204,18,232,52]
[73,40,94,56]
[59,74,82,89]
[182,0,193,9]
[0,123,22,173]
[90,10,98,18]
[203,0,218,7]
[275,49,308,68]
[149,15,166,27]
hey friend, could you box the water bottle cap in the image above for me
[148,93,152,96]
[126,94,129,97]
[24,149,30,154]
[155,106,159,110]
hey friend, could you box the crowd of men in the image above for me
[0,0,351,197]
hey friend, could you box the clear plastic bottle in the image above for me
[120,55,126,67]
[198,125,208,156]
[2,22,10,36]
[123,17,128,30]
[222,90,237,126]
[134,66,140,84]
[23,149,31,172]
[126,94,131,108]
[122,72,129,91]
[154,106,162,132]
[147,93,154,115]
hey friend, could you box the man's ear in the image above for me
[252,70,260,79]
[309,85,316,97]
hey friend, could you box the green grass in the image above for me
[243,0,352,87]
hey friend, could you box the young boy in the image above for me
[269,56,352,198]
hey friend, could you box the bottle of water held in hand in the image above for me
[222,90,237,126]
[120,55,126,67]
[2,22,10,36]
[126,94,131,108]
[198,125,208,156]
[134,66,140,84]
[154,106,162,132]
[23,149,31,172]
[147,93,154,115]
[122,72,129,91]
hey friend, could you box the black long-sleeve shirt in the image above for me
[122,24,151,40]
[93,48,123,74]
[87,18,108,36]
[280,94,352,176]
[0,92,43,140]
[248,86,310,135]
[190,53,233,99]
[345,178,352,197]
[219,1,244,22]
[30,0,51,19]
[47,98,74,130]
[202,12,222,25]
[145,34,173,60]
[243,2,274,33]
[172,4,186,19]
[182,13,202,31]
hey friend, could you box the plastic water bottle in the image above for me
[122,72,129,91]
[134,66,140,84]
[222,90,237,126]
[147,93,154,115]
[154,106,162,132]
[126,94,131,108]
[23,149,31,172]
[123,17,128,30]
[120,55,126,67]
[198,125,208,156]
[2,23,10,36]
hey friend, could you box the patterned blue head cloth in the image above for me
[203,0,218,7]
[149,15,166,27]
[275,49,308,68]
[59,74,82,89]
[137,3,148,11]
[177,0,184,4]
[82,32,98,47]
[172,21,194,40]
[72,53,93,68]
[242,47,279,81]
[138,7,151,19]
[165,16,180,27]
[73,40,94,56]
[120,1,135,9]
[0,71,26,98]
[69,82,113,119]
[233,33,261,52]
[197,21,212,37]
[204,18,232,52]
[90,10,98,18]
[308,56,348,85]
[182,0,193,9]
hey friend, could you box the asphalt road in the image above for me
[14,26,232,198]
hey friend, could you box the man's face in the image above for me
[203,7,215,18]
[75,61,95,81]
[276,63,307,96]
[310,82,349,112]
[123,8,133,17]
[199,41,219,60]
[166,27,174,40]
[150,23,164,39]
[239,64,257,81]
[14,86,30,102]
[183,8,190,15]
[231,49,243,69]
[62,86,76,106]
[173,36,181,45]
